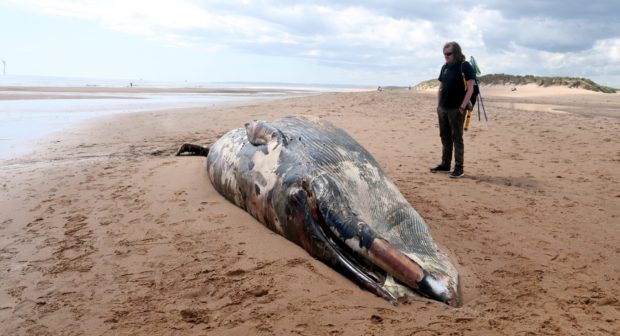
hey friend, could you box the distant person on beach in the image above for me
[431,41,475,178]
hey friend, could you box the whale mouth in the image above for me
[310,207,396,302]
[315,212,387,284]
[310,196,460,307]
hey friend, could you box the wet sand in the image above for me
[1,86,619,335]
[0,86,321,100]
[0,86,317,160]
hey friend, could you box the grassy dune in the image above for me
[415,74,617,93]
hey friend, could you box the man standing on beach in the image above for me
[431,41,475,178]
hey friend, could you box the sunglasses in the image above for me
[444,52,453,56]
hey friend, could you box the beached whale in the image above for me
[176,115,460,306]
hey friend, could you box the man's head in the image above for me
[443,41,465,63]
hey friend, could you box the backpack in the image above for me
[461,62,479,109]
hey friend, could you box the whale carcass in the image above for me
[176,115,460,306]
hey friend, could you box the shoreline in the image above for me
[1,88,619,335]
[0,86,324,100]
[0,87,328,161]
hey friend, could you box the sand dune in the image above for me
[1,87,619,335]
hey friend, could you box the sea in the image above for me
[0,75,371,160]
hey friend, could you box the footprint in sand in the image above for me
[99,213,123,226]
[35,280,54,290]
[48,214,95,274]
[225,269,246,277]
[249,287,269,297]
[5,285,27,298]
[180,308,211,324]
[175,241,194,252]
[0,246,19,262]
[45,206,55,215]
[208,213,228,224]
[0,218,14,229]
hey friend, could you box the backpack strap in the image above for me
[439,63,447,82]
[460,62,467,91]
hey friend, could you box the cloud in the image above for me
[4,0,620,86]
[10,0,282,46]
[476,1,620,52]
[9,1,441,55]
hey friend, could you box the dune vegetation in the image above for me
[414,74,617,93]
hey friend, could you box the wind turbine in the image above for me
[1,60,5,75]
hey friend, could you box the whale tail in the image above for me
[175,143,210,157]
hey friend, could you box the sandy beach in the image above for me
[1,86,619,335]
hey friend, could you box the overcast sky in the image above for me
[1,0,619,87]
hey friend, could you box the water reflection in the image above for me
[0,92,286,160]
